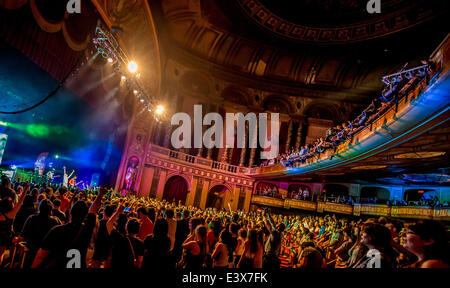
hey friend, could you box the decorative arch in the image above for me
[360,186,391,202]
[255,181,281,198]
[206,184,233,210]
[179,70,212,96]
[303,101,340,123]
[404,189,438,202]
[261,96,293,114]
[209,181,234,197]
[167,171,192,191]
[163,175,190,205]
[288,183,312,199]
[322,183,349,198]
[221,86,250,106]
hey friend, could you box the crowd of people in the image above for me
[0,175,449,269]
[259,60,438,169]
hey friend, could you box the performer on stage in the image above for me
[63,166,74,187]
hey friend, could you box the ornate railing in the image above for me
[251,195,450,220]
[149,144,249,175]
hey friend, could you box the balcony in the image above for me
[147,144,251,178]
[251,195,450,220]
[247,35,450,178]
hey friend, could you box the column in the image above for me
[223,146,233,164]
[197,124,206,157]
[248,121,258,167]
[197,146,203,157]
[207,147,213,159]
[199,179,211,209]
[155,169,168,200]
[239,123,248,166]
[163,123,172,148]
[185,176,197,206]
[285,120,293,153]
[243,187,253,212]
[153,122,162,146]
[295,121,303,150]
[231,185,240,210]
[138,166,155,197]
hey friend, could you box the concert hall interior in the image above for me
[0,0,449,270]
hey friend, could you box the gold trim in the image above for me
[0,0,28,10]
[30,0,63,33]
[61,21,90,51]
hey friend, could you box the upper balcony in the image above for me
[246,34,450,179]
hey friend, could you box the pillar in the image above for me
[243,187,252,212]
[199,179,211,209]
[163,123,172,148]
[207,147,213,159]
[239,123,248,166]
[285,120,293,153]
[295,121,303,150]
[185,176,197,206]
[155,169,168,200]
[154,122,162,145]
[248,121,258,167]
[138,166,155,197]
[231,185,240,210]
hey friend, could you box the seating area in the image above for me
[271,62,439,168]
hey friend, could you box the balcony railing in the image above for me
[150,144,249,175]
[251,195,450,220]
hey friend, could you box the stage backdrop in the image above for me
[0,42,128,186]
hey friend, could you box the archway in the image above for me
[206,185,231,210]
[262,97,292,113]
[288,184,312,199]
[360,186,391,203]
[322,184,349,198]
[256,182,281,198]
[404,189,437,202]
[163,176,189,205]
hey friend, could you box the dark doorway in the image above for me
[206,185,230,210]
[323,184,349,198]
[163,176,189,205]
[404,189,437,202]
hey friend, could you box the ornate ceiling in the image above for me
[233,0,447,44]
[155,0,448,110]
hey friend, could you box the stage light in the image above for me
[107,57,113,63]
[121,75,126,81]
[55,154,59,159]
[10,165,17,170]
[128,61,138,73]
[155,105,164,115]
[0,121,7,126]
